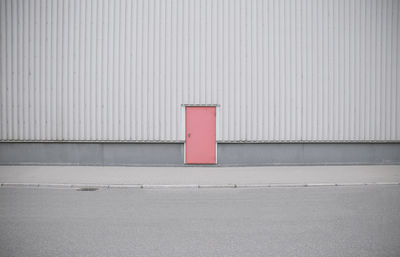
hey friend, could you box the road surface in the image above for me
[0,186,399,257]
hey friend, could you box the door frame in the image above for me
[181,104,220,165]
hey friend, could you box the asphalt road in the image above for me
[0,186,399,257]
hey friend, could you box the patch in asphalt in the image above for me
[76,187,99,192]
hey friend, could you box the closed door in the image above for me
[185,107,216,164]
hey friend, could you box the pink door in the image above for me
[186,107,216,164]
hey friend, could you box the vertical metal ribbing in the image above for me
[0,0,399,142]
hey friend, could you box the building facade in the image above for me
[0,0,399,165]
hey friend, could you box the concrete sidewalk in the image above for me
[0,165,400,188]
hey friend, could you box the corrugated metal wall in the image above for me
[0,0,399,142]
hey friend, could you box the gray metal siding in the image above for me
[0,0,399,142]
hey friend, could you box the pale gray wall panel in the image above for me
[0,0,399,142]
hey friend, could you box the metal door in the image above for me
[185,107,216,164]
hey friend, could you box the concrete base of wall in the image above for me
[0,142,399,166]
[217,143,400,166]
[0,143,184,166]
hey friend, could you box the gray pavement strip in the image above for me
[1,182,400,189]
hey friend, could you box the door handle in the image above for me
[188,133,191,138]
